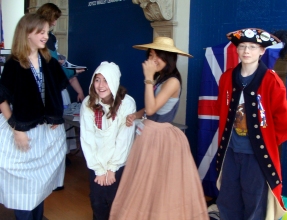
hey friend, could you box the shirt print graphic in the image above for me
[234,93,248,136]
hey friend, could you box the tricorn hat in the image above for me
[227,28,281,47]
[133,36,192,57]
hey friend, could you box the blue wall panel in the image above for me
[68,0,152,109]
[68,0,287,157]
[187,0,287,157]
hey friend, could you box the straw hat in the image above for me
[227,28,281,47]
[133,37,193,57]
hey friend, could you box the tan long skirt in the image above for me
[109,120,208,220]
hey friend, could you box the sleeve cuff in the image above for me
[94,169,107,176]
[107,164,120,173]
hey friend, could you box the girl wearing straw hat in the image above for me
[110,37,208,220]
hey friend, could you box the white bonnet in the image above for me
[90,61,121,99]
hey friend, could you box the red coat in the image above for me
[216,61,287,219]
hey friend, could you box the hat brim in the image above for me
[133,43,193,58]
[227,28,281,47]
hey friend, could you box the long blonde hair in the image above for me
[10,13,51,68]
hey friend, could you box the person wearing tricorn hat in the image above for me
[79,61,136,220]
[215,28,287,220]
[109,37,208,220]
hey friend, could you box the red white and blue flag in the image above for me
[0,1,3,48]
[197,41,282,198]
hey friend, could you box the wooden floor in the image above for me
[45,153,213,220]
[44,152,93,220]
[43,151,287,220]
[44,150,213,220]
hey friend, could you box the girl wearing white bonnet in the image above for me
[80,61,136,219]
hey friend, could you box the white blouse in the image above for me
[80,94,136,176]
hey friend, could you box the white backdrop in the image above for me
[2,0,24,49]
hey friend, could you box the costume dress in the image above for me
[80,95,136,175]
[216,61,287,220]
[0,55,69,210]
[80,65,136,219]
[110,79,208,220]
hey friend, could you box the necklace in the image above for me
[153,75,161,91]
[29,53,43,93]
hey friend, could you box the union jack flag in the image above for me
[197,41,282,198]
[0,1,3,49]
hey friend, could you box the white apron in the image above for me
[0,114,67,210]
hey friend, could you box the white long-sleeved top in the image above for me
[80,94,136,176]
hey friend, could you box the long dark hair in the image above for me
[88,74,127,119]
[36,3,62,26]
[273,30,287,59]
[146,49,182,85]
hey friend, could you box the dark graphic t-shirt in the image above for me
[229,71,255,154]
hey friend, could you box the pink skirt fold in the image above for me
[110,120,208,220]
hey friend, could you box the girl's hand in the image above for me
[106,170,116,186]
[50,124,59,129]
[13,130,30,152]
[94,175,106,186]
[142,59,157,80]
[77,92,85,102]
[126,113,136,127]
[75,69,85,74]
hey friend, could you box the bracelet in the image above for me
[144,79,155,85]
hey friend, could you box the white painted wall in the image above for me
[2,0,24,49]
[173,0,191,124]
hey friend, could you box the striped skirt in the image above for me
[110,119,208,220]
[0,114,67,210]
